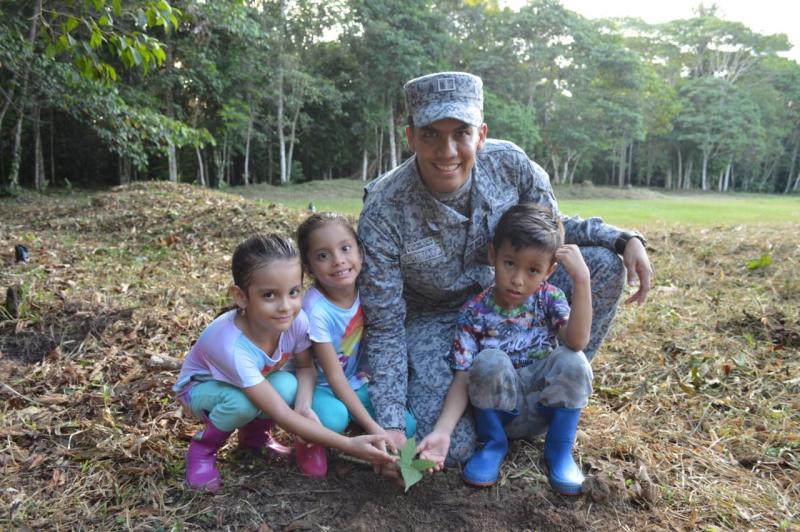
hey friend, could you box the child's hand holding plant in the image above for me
[397,437,436,492]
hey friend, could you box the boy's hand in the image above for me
[416,431,449,472]
[555,245,590,284]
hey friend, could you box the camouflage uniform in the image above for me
[358,139,627,463]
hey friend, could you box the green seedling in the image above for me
[746,253,772,270]
[398,437,435,492]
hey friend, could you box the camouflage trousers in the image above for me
[469,346,593,439]
[404,246,625,464]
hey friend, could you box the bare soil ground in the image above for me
[1,183,797,530]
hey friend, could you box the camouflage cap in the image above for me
[404,72,483,128]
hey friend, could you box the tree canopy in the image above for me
[1,0,798,193]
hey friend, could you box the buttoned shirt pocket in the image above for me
[400,236,451,294]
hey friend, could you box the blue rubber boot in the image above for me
[538,405,585,495]
[463,408,518,487]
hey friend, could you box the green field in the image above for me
[558,195,800,227]
[233,180,800,227]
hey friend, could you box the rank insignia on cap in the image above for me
[437,78,456,92]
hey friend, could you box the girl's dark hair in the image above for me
[296,212,361,271]
[231,233,300,291]
[492,203,564,258]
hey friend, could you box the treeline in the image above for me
[1,0,799,194]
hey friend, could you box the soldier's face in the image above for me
[406,118,487,194]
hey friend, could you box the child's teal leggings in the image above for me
[312,384,416,438]
[187,371,416,438]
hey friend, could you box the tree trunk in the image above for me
[387,102,397,170]
[550,154,560,183]
[376,124,384,176]
[195,147,206,187]
[665,165,673,190]
[49,108,55,186]
[361,147,368,181]
[278,76,287,183]
[676,146,683,190]
[164,31,178,183]
[287,105,301,182]
[701,150,709,191]
[119,155,131,185]
[685,159,694,190]
[783,135,798,194]
[33,106,45,191]
[243,110,253,185]
[626,141,634,186]
[167,140,178,182]
[8,0,41,190]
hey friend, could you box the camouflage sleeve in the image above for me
[450,305,479,371]
[516,155,624,249]
[357,213,409,431]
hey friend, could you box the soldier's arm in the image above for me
[357,213,410,432]
[516,155,626,249]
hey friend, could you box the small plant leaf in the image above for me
[399,437,416,466]
[400,463,423,492]
[746,253,772,270]
[412,458,436,470]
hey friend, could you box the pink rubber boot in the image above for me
[294,442,327,478]
[186,417,232,492]
[237,418,292,458]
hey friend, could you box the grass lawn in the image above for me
[232,180,800,227]
[559,195,800,228]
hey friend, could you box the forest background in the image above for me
[1,0,800,195]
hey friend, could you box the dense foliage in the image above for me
[1,0,798,193]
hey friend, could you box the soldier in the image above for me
[357,72,652,479]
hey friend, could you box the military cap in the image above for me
[404,72,484,128]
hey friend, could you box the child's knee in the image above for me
[215,391,261,429]
[266,371,298,406]
[468,349,517,411]
[552,347,593,383]
[313,396,349,433]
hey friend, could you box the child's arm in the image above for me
[243,379,395,464]
[555,244,592,352]
[416,370,469,470]
[292,348,320,425]
[314,342,385,436]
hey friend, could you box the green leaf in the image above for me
[400,464,423,492]
[152,45,166,63]
[112,0,121,16]
[65,16,79,33]
[90,29,102,49]
[399,437,415,466]
[98,15,109,27]
[412,458,436,470]
[746,253,772,270]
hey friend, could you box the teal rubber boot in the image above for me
[463,408,518,487]
[538,405,585,495]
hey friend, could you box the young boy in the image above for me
[417,203,593,495]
